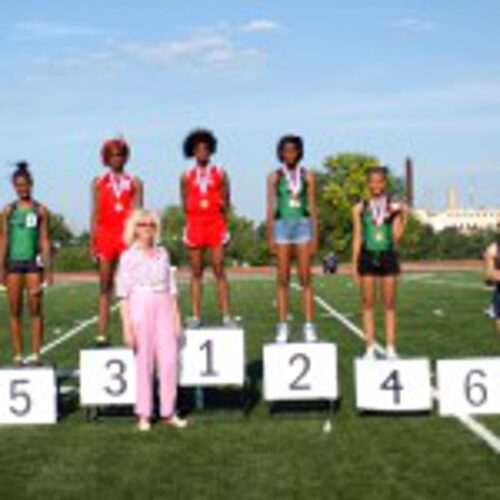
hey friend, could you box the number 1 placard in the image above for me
[437,358,500,416]
[179,328,245,387]
[80,348,136,406]
[355,358,432,412]
[0,367,57,425]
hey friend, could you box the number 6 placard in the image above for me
[179,328,245,387]
[80,348,137,406]
[263,343,338,402]
[0,367,57,425]
[437,358,500,415]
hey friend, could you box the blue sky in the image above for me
[1,0,500,230]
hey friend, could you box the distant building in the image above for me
[414,187,500,233]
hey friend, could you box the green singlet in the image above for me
[275,169,309,220]
[361,201,394,253]
[7,203,41,262]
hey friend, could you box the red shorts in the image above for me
[183,216,229,249]
[93,229,127,263]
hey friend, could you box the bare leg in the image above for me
[361,276,376,348]
[296,244,314,322]
[381,276,397,348]
[189,248,204,319]
[7,273,24,361]
[98,260,117,341]
[210,246,230,318]
[276,245,292,322]
[26,273,44,359]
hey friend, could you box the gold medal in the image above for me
[115,202,124,212]
[289,195,300,208]
[200,199,209,209]
[375,230,384,242]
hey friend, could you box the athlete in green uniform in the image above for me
[0,162,52,365]
[352,166,407,360]
[267,135,319,343]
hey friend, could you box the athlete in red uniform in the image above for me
[90,138,143,345]
[181,129,235,328]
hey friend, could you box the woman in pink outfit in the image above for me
[116,209,187,431]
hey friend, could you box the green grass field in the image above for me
[0,271,499,499]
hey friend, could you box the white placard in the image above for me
[264,343,338,402]
[0,367,57,425]
[437,358,500,416]
[179,328,245,387]
[355,358,432,412]
[80,348,136,406]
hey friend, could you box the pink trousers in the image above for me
[129,291,179,419]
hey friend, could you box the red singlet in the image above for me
[183,165,229,249]
[93,171,136,262]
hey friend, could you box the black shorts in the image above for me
[492,290,500,320]
[6,260,43,275]
[358,248,400,277]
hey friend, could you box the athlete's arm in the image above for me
[266,172,277,253]
[180,173,188,213]
[351,203,362,284]
[39,205,53,285]
[306,171,319,255]
[393,203,408,244]
[89,178,98,259]
[221,170,231,214]
[0,207,8,284]
[484,245,500,282]
[133,178,144,208]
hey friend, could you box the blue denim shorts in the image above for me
[274,217,313,245]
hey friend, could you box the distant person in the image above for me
[323,252,338,274]
[483,233,500,334]
[116,209,186,431]
[90,138,143,346]
[352,166,407,359]
[180,129,236,328]
[267,135,319,343]
[0,162,52,365]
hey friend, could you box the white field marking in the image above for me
[24,303,120,363]
[292,283,500,455]
[403,273,437,282]
[403,276,489,291]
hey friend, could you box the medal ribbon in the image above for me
[282,166,303,197]
[370,196,388,227]
[195,165,213,195]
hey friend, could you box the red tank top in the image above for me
[185,165,225,218]
[95,172,136,231]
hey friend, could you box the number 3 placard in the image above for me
[179,328,245,387]
[437,358,500,415]
[0,367,57,425]
[80,349,136,406]
[263,343,338,402]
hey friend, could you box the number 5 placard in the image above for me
[0,367,57,425]
[263,343,338,402]
[437,358,500,415]
[179,328,245,387]
[80,348,136,406]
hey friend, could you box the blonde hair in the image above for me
[123,209,161,247]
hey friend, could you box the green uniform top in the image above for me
[275,168,309,220]
[361,199,395,253]
[7,203,41,262]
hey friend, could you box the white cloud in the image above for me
[393,18,439,34]
[13,21,100,39]
[239,19,282,34]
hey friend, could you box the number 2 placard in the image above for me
[263,343,338,402]
[437,358,500,415]
[0,367,57,425]
[355,359,432,412]
[179,328,245,387]
[80,349,137,406]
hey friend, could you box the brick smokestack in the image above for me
[405,157,415,208]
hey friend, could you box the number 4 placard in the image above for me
[80,348,136,406]
[264,343,338,402]
[0,367,57,425]
[437,358,500,416]
[355,359,432,412]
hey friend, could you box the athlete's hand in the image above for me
[268,239,277,255]
[0,269,6,287]
[352,268,361,287]
[45,272,54,287]
[123,329,136,350]
[308,240,319,256]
